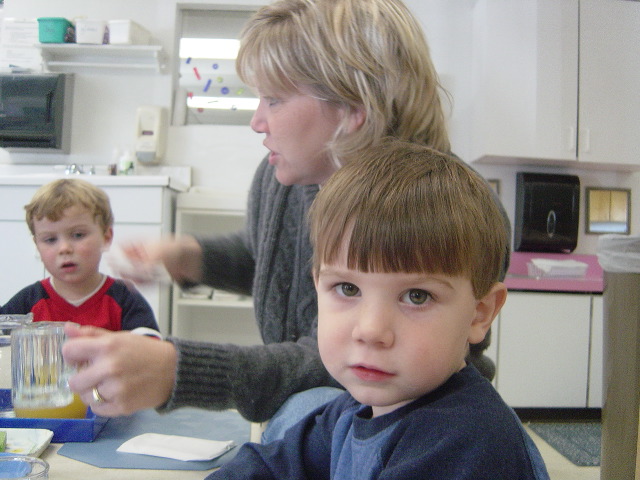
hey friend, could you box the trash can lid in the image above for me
[597,234,640,273]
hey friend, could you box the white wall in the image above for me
[1,0,637,253]
[0,0,477,192]
[407,0,476,162]
[0,0,267,193]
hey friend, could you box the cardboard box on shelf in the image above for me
[108,20,150,45]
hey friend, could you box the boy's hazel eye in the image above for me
[339,283,359,297]
[405,289,430,305]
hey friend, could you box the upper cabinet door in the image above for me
[578,0,640,167]
[470,0,579,162]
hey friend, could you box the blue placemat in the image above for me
[58,407,251,470]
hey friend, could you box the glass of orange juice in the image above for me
[13,393,87,419]
[11,322,86,419]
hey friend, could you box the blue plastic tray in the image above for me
[0,389,108,442]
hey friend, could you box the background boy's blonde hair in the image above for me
[25,178,114,235]
[310,139,509,299]
[236,0,451,166]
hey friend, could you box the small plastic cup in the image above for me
[0,455,49,479]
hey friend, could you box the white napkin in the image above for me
[117,433,235,461]
[528,258,588,277]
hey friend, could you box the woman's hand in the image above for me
[62,323,178,417]
[114,235,204,285]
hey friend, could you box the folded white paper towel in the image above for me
[117,433,235,461]
[527,258,588,278]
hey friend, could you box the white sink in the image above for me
[0,165,191,191]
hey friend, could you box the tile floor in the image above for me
[524,425,600,480]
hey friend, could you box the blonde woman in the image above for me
[63,0,507,440]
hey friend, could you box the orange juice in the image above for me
[14,393,88,419]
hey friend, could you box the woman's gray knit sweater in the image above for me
[161,158,339,422]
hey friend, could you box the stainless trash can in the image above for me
[597,235,640,480]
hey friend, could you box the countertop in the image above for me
[0,165,191,192]
[505,251,604,294]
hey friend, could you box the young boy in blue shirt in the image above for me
[1,178,158,332]
[208,139,549,479]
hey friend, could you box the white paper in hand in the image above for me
[107,247,172,285]
[117,433,235,461]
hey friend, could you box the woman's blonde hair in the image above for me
[310,139,508,299]
[236,0,451,166]
[25,178,114,235]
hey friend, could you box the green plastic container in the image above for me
[37,17,72,43]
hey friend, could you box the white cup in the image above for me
[11,322,75,411]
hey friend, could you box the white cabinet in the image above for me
[588,295,603,408]
[0,181,178,336]
[170,191,261,346]
[578,0,640,167]
[471,0,578,163]
[496,292,592,408]
[471,0,640,169]
[0,186,45,304]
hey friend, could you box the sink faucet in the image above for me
[64,164,83,175]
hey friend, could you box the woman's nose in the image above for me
[250,99,268,134]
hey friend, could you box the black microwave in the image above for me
[0,73,74,153]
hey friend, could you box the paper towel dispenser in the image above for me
[0,73,74,153]
[514,172,580,253]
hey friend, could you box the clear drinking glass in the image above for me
[0,456,49,479]
[11,322,75,414]
[0,314,33,417]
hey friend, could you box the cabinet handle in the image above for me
[567,126,577,152]
[579,128,591,153]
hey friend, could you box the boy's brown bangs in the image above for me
[346,208,471,276]
[316,186,472,277]
[311,139,509,297]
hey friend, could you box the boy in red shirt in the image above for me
[1,178,158,332]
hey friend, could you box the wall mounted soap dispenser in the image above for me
[135,105,166,165]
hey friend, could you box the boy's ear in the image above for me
[102,227,114,252]
[468,282,507,345]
